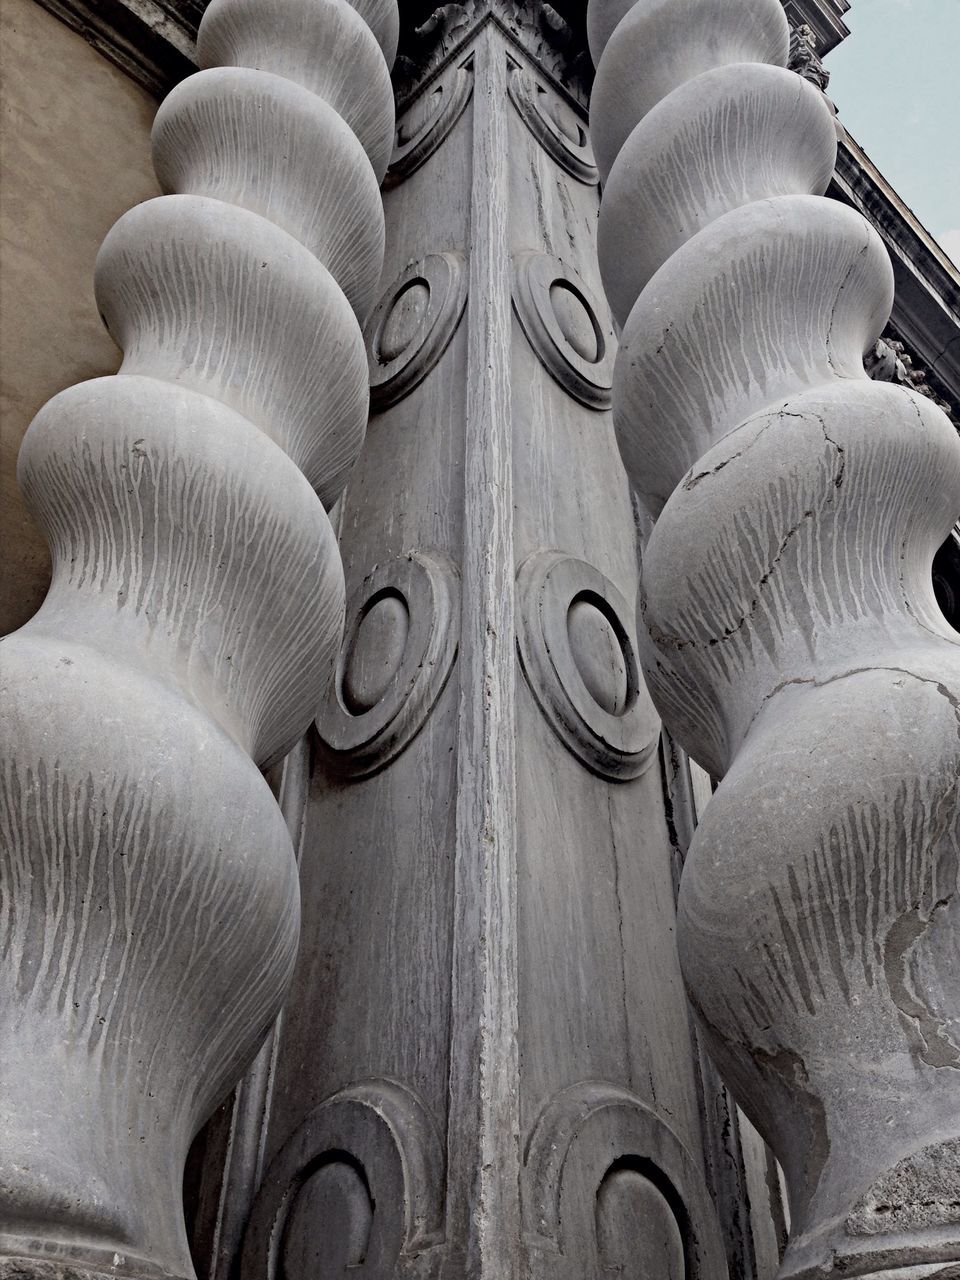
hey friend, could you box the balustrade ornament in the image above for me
[588,0,960,1276]
[316,551,461,777]
[0,0,396,1275]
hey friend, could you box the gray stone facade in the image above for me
[1,1,958,1278]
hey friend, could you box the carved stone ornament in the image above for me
[366,252,468,411]
[512,253,616,408]
[515,551,660,780]
[506,62,598,185]
[385,56,474,187]
[523,1081,727,1275]
[0,0,397,1273]
[316,551,460,777]
[589,0,960,1274]
[240,1079,446,1278]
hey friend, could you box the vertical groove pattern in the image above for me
[587,1,960,1276]
[0,1,396,1275]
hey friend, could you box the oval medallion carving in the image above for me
[507,64,599,185]
[241,1079,445,1280]
[386,59,474,187]
[316,551,460,777]
[512,254,616,409]
[366,253,467,411]
[523,1082,726,1277]
[516,551,660,780]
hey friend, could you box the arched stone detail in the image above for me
[523,1081,727,1276]
[506,62,598,185]
[366,253,468,411]
[240,1079,446,1279]
[515,551,660,780]
[386,57,474,187]
[316,551,460,778]
[511,254,616,409]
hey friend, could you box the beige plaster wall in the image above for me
[1,0,161,634]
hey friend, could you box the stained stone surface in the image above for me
[0,0,396,1275]
[589,0,960,1277]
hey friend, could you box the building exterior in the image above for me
[0,2,957,1280]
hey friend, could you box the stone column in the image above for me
[0,0,395,1275]
[212,6,745,1277]
[589,0,960,1276]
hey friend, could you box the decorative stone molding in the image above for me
[511,253,615,408]
[588,0,960,1277]
[386,56,474,187]
[507,62,597,184]
[366,253,469,411]
[0,0,396,1275]
[787,22,830,91]
[240,1079,446,1278]
[393,2,593,113]
[515,551,660,780]
[523,1081,727,1275]
[866,333,957,424]
[316,551,461,778]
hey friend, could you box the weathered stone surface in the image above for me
[179,14,793,1279]
[0,0,396,1275]
[589,0,960,1276]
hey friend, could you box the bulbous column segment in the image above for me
[0,1,396,1276]
[588,1,960,1277]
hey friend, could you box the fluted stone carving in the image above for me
[0,0,395,1275]
[589,0,960,1276]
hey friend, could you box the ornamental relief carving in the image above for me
[240,1079,446,1279]
[511,253,616,409]
[365,252,468,411]
[516,551,660,780]
[385,56,474,187]
[523,1081,726,1276]
[316,551,460,778]
[507,62,598,185]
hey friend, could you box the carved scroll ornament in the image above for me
[588,0,960,1276]
[0,0,397,1275]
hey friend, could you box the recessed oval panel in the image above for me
[281,1157,373,1279]
[342,590,410,714]
[550,280,603,364]
[376,280,430,363]
[567,595,628,715]
[596,1161,686,1279]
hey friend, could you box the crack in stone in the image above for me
[650,413,843,654]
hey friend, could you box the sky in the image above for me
[823,0,960,267]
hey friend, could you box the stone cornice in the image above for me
[830,127,960,417]
[782,0,850,55]
[34,0,196,98]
